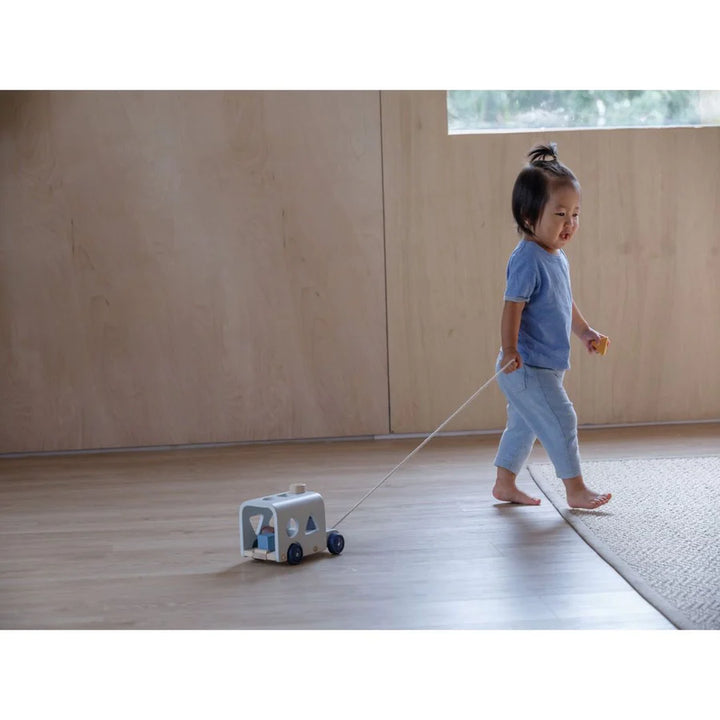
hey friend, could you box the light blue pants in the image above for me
[493,354,581,479]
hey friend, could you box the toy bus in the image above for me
[239,483,345,565]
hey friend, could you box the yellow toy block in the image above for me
[592,336,609,355]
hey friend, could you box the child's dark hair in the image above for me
[512,142,579,238]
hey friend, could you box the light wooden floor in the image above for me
[1,423,718,629]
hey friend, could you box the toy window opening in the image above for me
[305,515,318,534]
[249,513,274,535]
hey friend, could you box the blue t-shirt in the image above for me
[503,239,573,370]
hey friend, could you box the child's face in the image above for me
[531,182,581,253]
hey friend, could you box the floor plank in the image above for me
[1,423,717,629]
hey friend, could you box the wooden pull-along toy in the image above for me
[240,338,610,566]
[240,483,344,566]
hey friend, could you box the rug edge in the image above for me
[527,464,703,631]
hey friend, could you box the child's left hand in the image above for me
[581,327,609,354]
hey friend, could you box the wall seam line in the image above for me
[379,90,392,436]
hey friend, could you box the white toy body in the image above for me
[239,483,345,565]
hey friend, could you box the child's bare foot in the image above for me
[562,476,611,509]
[493,484,542,505]
[493,469,541,505]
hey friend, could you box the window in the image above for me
[447,90,720,134]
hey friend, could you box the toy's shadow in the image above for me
[214,551,331,580]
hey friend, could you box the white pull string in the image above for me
[333,360,513,528]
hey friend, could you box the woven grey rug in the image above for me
[528,456,720,630]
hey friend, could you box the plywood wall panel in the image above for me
[0,91,388,453]
[382,91,720,433]
[3,90,718,453]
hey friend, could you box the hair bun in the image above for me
[528,142,559,165]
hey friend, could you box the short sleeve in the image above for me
[504,250,538,302]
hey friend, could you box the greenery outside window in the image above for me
[447,90,720,134]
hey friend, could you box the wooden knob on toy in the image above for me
[290,483,306,494]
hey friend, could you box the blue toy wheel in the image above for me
[287,542,303,565]
[327,531,345,555]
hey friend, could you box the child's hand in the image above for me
[582,328,610,354]
[501,347,522,373]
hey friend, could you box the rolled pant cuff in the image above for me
[493,456,525,476]
[555,464,582,480]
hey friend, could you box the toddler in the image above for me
[493,143,612,509]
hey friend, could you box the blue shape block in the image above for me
[258,533,275,552]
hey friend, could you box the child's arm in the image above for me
[572,301,610,354]
[500,300,525,372]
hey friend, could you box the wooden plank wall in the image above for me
[2,90,718,453]
[382,91,720,432]
[0,91,388,452]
